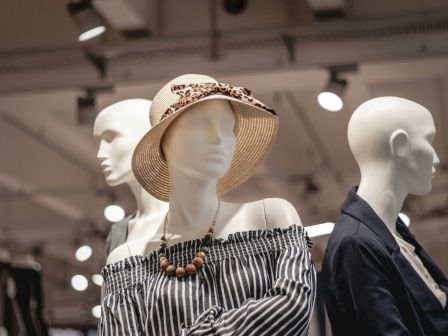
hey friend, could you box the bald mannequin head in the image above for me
[348,96,439,196]
[94,99,151,186]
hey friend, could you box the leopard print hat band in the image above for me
[160,82,276,122]
[132,74,279,201]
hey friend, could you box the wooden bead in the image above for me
[200,246,209,253]
[160,258,170,270]
[160,242,166,248]
[197,252,206,259]
[208,227,214,233]
[176,267,186,278]
[193,257,204,268]
[166,265,176,275]
[186,264,197,275]
[161,235,166,241]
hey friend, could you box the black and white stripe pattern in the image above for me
[99,225,316,336]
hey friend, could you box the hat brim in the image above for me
[132,95,278,201]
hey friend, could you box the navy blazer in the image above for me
[321,187,448,336]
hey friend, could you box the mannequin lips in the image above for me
[101,163,113,175]
[103,167,113,174]
[204,150,226,160]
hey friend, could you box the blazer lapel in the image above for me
[397,221,448,293]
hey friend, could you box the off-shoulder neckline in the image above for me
[102,224,309,275]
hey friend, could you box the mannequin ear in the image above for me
[389,129,410,159]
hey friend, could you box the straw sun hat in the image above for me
[131,74,279,201]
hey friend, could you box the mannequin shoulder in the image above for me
[262,198,302,229]
[106,243,130,265]
[106,238,159,265]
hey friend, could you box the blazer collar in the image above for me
[340,186,399,253]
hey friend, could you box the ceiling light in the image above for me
[92,274,103,287]
[71,275,88,291]
[399,213,411,227]
[305,222,335,238]
[79,26,106,42]
[92,305,101,318]
[104,204,125,222]
[75,245,92,262]
[318,72,347,112]
[67,1,107,42]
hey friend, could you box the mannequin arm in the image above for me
[332,235,412,335]
[180,245,315,336]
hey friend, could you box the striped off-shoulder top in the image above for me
[98,224,316,336]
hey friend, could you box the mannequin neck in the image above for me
[356,163,408,236]
[128,178,166,222]
[167,171,220,240]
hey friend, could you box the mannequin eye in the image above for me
[102,130,116,143]
[426,131,436,143]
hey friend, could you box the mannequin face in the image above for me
[93,99,151,187]
[396,116,439,195]
[348,96,440,196]
[162,99,236,181]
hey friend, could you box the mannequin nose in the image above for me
[97,142,108,161]
[209,123,224,145]
[433,151,440,168]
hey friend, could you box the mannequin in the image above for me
[348,96,440,236]
[93,99,168,263]
[321,97,448,336]
[99,74,316,336]
[109,99,301,259]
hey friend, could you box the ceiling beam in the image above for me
[1,11,448,93]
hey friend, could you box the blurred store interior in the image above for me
[0,0,447,334]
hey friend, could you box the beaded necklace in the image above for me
[158,201,220,277]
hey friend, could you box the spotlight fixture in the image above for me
[104,204,125,223]
[317,71,347,112]
[67,1,106,42]
[92,274,103,286]
[92,305,101,318]
[71,274,88,291]
[75,245,92,262]
[223,0,248,15]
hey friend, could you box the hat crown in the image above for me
[149,74,218,126]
